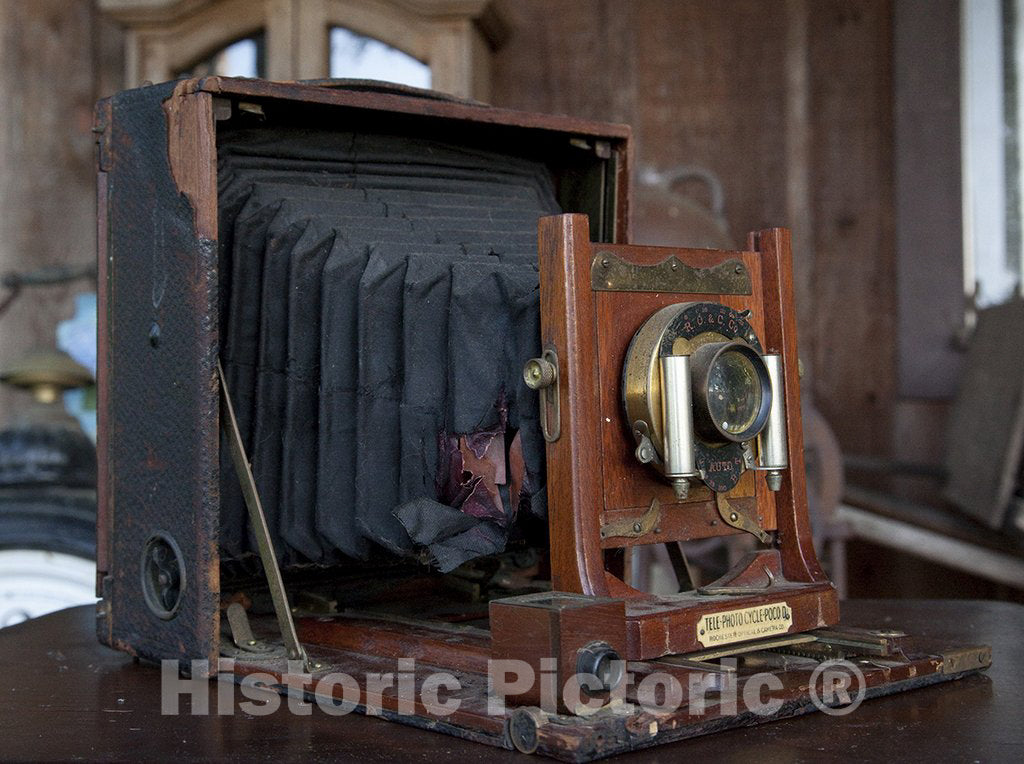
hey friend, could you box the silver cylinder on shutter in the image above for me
[660,355,698,480]
[758,354,789,471]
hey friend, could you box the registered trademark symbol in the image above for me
[809,659,866,716]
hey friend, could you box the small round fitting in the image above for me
[141,532,184,620]
[507,707,546,754]
[575,641,624,694]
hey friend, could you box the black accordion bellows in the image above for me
[216,127,559,571]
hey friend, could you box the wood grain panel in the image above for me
[491,0,899,461]
[806,0,896,458]
[491,0,790,249]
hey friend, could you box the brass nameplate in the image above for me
[591,251,752,295]
[696,602,793,647]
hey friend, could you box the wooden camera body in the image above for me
[96,78,989,760]
[530,215,837,658]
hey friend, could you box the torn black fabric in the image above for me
[393,498,508,573]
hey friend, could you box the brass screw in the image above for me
[632,522,643,533]
[729,512,739,522]
[601,257,610,268]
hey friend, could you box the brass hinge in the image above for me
[600,497,661,540]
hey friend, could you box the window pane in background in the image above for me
[962,0,1024,307]
[179,34,265,79]
[329,27,431,89]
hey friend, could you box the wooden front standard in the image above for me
[535,213,838,659]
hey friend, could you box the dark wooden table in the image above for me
[1,600,1019,762]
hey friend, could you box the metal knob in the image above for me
[523,356,557,390]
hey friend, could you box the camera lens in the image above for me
[708,350,762,435]
[690,341,772,443]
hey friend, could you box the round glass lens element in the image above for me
[707,350,763,436]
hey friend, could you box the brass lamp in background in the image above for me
[0,347,97,629]
[0,348,96,487]
[1,347,94,406]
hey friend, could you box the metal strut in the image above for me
[217,361,311,671]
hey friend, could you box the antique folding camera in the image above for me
[95,78,990,760]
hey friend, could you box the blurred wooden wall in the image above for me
[0,0,901,466]
[0,0,122,424]
[490,0,897,461]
